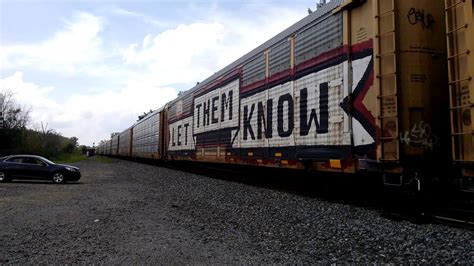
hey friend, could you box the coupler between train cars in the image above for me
[359,159,438,192]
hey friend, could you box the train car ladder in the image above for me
[445,0,474,163]
[374,0,400,163]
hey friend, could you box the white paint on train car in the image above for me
[351,55,375,147]
[193,79,240,134]
[169,116,195,151]
[342,61,351,133]
[234,63,351,148]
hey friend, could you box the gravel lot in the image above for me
[1,157,472,264]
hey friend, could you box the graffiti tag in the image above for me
[400,121,439,150]
[407,8,435,30]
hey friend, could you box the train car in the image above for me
[132,109,165,159]
[118,127,133,157]
[97,0,474,190]
[445,0,474,190]
[163,0,449,186]
[96,143,103,155]
[111,135,119,156]
[104,140,109,155]
[106,140,111,155]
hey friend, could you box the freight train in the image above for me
[97,0,473,191]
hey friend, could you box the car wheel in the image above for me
[52,172,65,184]
[0,171,9,182]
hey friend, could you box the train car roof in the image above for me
[132,107,163,126]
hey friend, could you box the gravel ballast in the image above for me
[0,157,472,264]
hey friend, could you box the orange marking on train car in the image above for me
[329,159,342,169]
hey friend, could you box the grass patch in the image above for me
[53,152,87,164]
[96,156,114,163]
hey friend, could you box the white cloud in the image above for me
[121,7,304,87]
[0,72,177,146]
[2,12,105,75]
[123,22,225,86]
[0,72,60,124]
[111,7,167,28]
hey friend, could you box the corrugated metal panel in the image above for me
[269,39,291,76]
[295,12,342,66]
[242,54,266,87]
[133,111,160,158]
[168,93,193,121]
[168,103,177,120]
[118,129,131,156]
[107,140,112,155]
[111,135,119,156]
[182,94,193,115]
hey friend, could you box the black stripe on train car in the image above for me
[167,150,197,160]
[349,39,373,61]
[194,127,239,148]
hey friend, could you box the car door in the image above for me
[20,157,46,179]
[30,158,51,179]
[3,157,25,177]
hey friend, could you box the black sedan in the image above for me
[0,155,81,184]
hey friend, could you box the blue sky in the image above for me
[1,0,320,146]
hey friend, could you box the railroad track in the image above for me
[431,212,474,229]
[428,192,474,229]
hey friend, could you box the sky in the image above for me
[1,0,321,146]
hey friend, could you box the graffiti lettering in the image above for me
[194,79,239,135]
[400,121,439,150]
[243,104,255,140]
[277,93,294,138]
[169,116,195,151]
[241,86,329,141]
[221,90,233,122]
[257,100,273,139]
[407,8,435,30]
[300,83,329,136]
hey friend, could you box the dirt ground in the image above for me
[0,157,472,264]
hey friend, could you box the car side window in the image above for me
[22,157,35,164]
[6,157,22,163]
[33,158,47,166]
[21,157,44,165]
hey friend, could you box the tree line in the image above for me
[0,90,85,159]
